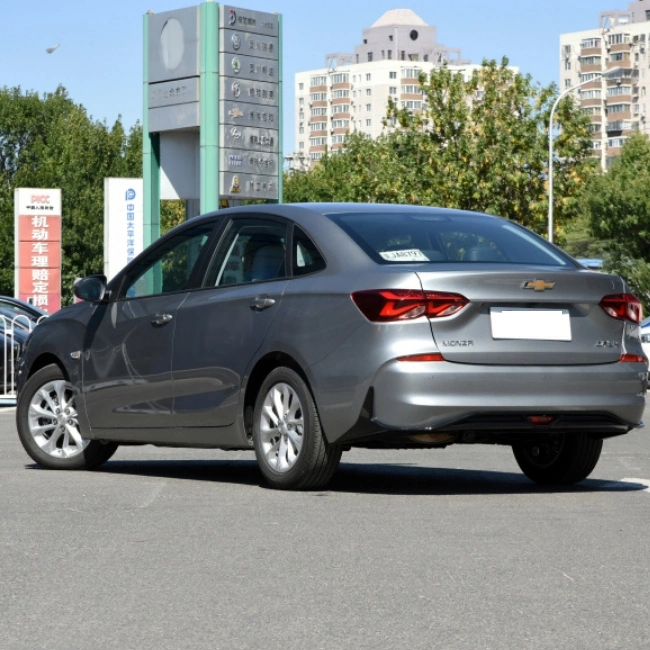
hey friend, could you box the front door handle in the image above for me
[250,296,276,311]
[151,313,173,326]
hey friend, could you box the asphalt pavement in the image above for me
[1,406,649,650]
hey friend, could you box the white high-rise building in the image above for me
[560,0,650,169]
[292,9,485,168]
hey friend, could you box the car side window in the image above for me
[292,226,326,276]
[205,218,287,287]
[120,224,214,299]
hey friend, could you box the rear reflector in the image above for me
[396,353,445,362]
[600,293,643,324]
[620,354,647,363]
[527,415,555,425]
[352,289,469,322]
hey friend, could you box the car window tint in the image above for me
[292,226,326,277]
[326,211,573,267]
[121,224,213,299]
[205,219,287,286]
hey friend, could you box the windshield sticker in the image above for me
[379,249,430,262]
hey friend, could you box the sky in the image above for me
[0,0,628,154]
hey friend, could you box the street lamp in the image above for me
[547,67,621,243]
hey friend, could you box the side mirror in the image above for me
[73,275,108,303]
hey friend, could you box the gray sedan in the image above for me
[15,204,648,489]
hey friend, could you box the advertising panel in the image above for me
[14,188,62,313]
[219,5,280,201]
[104,179,144,281]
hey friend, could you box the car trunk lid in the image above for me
[415,268,629,365]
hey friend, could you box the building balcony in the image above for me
[609,42,631,53]
[606,110,632,120]
[606,94,633,104]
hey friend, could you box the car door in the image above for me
[82,221,215,431]
[171,216,289,428]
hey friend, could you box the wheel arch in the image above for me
[26,353,69,382]
[244,351,311,435]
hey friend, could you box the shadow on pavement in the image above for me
[26,457,647,496]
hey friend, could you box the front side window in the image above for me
[120,224,214,299]
[205,219,287,286]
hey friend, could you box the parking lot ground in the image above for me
[2,409,650,650]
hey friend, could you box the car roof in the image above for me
[0,295,48,316]
[190,202,506,227]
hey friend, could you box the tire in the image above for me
[16,364,118,470]
[512,433,603,486]
[253,367,341,490]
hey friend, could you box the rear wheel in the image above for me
[253,367,341,490]
[16,364,117,470]
[512,433,603,485]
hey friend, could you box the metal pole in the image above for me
[547,67,620,242]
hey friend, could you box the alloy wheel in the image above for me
[258,382,304,472]
[27,379,87,459]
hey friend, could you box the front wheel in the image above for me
[16,364,118,470]
[512,433,603,486]
[253,367,341,490]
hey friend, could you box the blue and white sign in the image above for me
[103,178,144,281]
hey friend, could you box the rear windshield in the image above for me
[326,210,574,267]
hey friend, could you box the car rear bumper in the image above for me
[364,359,647,438]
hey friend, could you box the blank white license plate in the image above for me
[490,308,572,341]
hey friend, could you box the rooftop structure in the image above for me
[291,9,476,168]
[559,0,650,169]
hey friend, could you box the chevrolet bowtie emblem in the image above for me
[523,279,555,291]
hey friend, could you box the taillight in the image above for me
[396,353,445,362]
[352,289,469,322]
[620,354,647,363]
[599,293,643,324]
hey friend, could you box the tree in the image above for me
[0,85,142,302]
[285,59,596,240]
[584,132,650,308]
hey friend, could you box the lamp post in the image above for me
[547,67,620,243]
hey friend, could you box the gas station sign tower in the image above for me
[143,3,282,246]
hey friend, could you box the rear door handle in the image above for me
[151,313,173,325]
[250,296,276,311]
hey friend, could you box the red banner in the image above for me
[15,189,62,313]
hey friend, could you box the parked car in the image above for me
[15,204,648,490]
[641,317,650,365]
[0,295,48,324]
[576,258,604,271]
[1,326,30,394]
[0,300,41,394]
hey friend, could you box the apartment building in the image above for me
[292,9,482,168]
[560,0,650,169]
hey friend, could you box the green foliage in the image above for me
[161,200,186,234]
[584,132,650,309]
[0,85,142,303]
[562,212,606,259]
[285,58,596,240]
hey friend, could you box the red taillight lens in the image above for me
[600,293,643,324]
[351,289,469,322]
[620,354,647,363]
[396,353,445,362]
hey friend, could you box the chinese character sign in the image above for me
[103,178,144,281]
[14,188,62,313]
